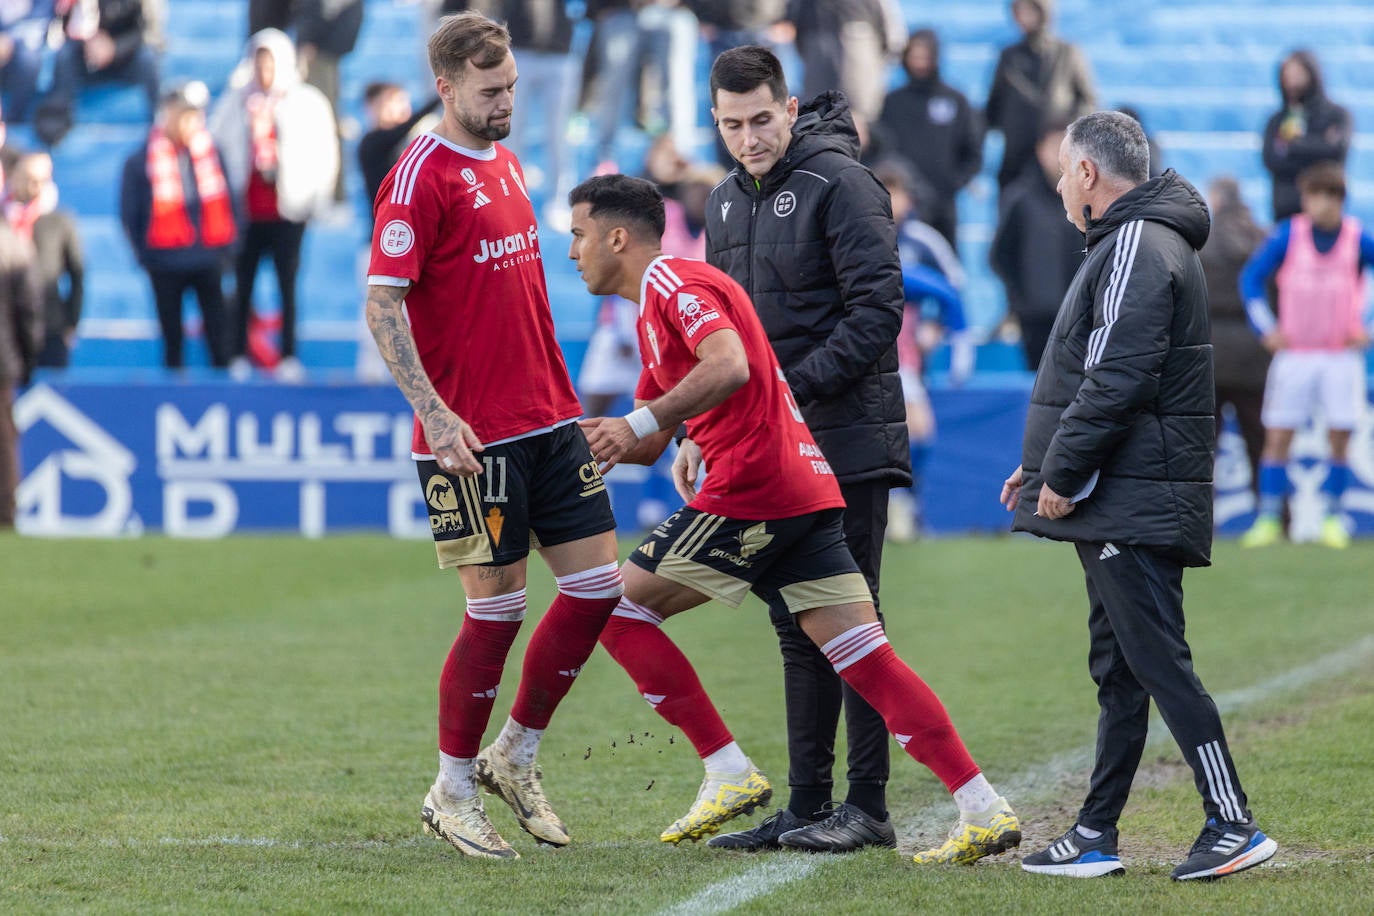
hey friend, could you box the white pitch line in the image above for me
[658,856,824,916]
[655,633,1374,915]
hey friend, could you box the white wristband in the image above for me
[624,405,660,440]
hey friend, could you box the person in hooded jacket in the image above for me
[1003,110,1278,882]
[984,0,1095,194]
[209,28,339,381]
[693,46,931,857]
[876,28,981,251]
[1262,49,1352,223]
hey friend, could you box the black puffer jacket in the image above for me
[1013,170,1215,566]
[705,91,910,486]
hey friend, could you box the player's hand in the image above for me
[1037,482,1075,520]
[1000,464,1023,511]
[1261,330,1287,353]
[672,438,704,503]
[424,406,484,477]
[579,416,638,475]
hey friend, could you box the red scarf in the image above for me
[145,125,237,250]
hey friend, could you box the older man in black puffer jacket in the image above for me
[1005,110,1278,883]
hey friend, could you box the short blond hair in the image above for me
[427,11,510,83]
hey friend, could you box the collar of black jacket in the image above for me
[1084,168,1211,252]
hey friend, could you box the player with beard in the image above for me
[365,12,622,860]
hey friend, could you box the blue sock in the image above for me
[1322,463,1350,516]
[1257,462,1288,519]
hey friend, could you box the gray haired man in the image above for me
[1002,111,1278,881]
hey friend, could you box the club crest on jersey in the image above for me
[379,219,415,257]
[678,292,720,338]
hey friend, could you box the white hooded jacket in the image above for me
[208,29,340,223]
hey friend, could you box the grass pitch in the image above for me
[3,533,1373,913]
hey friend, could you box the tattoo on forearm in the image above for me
[366,285,447,422]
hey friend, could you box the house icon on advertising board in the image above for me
[14,384,139,536]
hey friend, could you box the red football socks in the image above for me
[599,598,733,758]
[509,563,623,729]
[437,592,525,758]
[821,622,980,792]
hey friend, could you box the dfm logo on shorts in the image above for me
[473,225,539,264]
[426,473,466,534]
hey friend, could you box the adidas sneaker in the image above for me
[1021,825,1125,877]
[1171,817,1277,880]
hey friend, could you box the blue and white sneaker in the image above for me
[1021,825,1126,877]
[1171,817,1277,880]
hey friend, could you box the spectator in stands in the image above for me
[120,80,237,370]
[248,0,293,38]
[874,158,971,542]
[989,119,1083,368]
[474,0,579,229]
[1261,49,1352,222]
[357,82,439,231]
[0,1,61,123]
[0,190,41,528]
[984,0,1094,194]
[209,28,338,381]
[7,151,83,368]
[1238,162,1374,550]
[578,0,700,171]
[294,0,363,204]
[877,28,982,251]
[1200,176,1269,505]
[37,0,161,146]
[786,0,905,124]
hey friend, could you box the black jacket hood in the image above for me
[754,91,860,190]
[1279,49,1328,106]
[1085,169,1210,252]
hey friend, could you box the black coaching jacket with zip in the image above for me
[1012,169,1216,566]
[704,91,910,487]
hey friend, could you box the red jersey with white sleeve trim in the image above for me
[633,256,844,519]
[368,133,582,454]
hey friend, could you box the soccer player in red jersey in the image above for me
[364,12,622,860]
[569,174,1022,862]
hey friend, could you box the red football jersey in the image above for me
[368,133,582,454]
[634,256,844,519]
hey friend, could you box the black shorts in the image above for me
[417,422,617,568]
[627,506,871,613]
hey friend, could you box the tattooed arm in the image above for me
[365,282,485,476]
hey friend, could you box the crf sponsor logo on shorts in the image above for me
[578,460,606,497]
[380,220,415,256]
[426,474,465,534]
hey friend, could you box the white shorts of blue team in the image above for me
[1261,349,1366,431]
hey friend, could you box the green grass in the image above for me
[3,533,1373,913]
